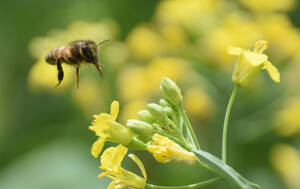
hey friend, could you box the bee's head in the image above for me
[82,40,105,80]
[82,40,98,63]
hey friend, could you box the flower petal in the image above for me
[98,172,108,179]
[147,134,197,164]
[264,61,280,83]
[227,46,243,55]
[243,51,268,66]
[88,125,96,132]
[147,145,170,163]
[107,180,117,189]
[112,145,128,173]
[101,145,128,173]
[128,154,147,180]
[91,137,107,158]
[110,101,120,120]
[101,147,116,170]
[253,40,268,53]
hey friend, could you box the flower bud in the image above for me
[107,121,134,145]
[164,106,177,119]
[146,103,168,125]
[159,98,173,108]
[138,110,155,123]
[160,77,183,106]
[126,119,154,140]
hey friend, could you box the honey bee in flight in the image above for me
[45,39,110,88]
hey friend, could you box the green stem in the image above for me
[178,103,201,150]
[145,178,221,189]
[127,137,147,150]
[222,85,239,163]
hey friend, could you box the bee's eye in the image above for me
[82,46,94,61]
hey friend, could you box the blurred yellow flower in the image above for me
[159,24,187,51]
[270,144,300,189]
[99,145,147,189]
[72,77,105,116]
[28,20,115,93]
[146,57,187,92]
[89,101,134,158]
[117,66,149,101]
[257,14,300,59]
[228,40,280,86]
[240,0,295,12]
[274,98,300,137]
[120,100,147,123]
[118,57,187,101]
[184,87,214,119]
[155,0,221,33]
[27,59,73,93]
[147,134,197,164]
[202,13,262,66]
[126,25,163,60]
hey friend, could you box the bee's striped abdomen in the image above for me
[45,45,79,65]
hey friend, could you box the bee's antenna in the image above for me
[97,39,111,46]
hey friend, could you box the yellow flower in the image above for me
[89,101,134,158]
[184,87,214,120]
[159,24,186,51]
[274,98,300,137]
[270,144,300,189]
[117,66,149,101]
[155,0,221,33]
[239,0,295,12]
[117,57,187,101]
[98,145,147,189]
[202,13,261,66]
[119,100,147,123]
[126,25,163,60]
[228,40,280,86]
[257,14,300,59]
[147,134,197,164]
[27,59,73,93]
[146,57,187,93]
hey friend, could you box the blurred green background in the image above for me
[0,0,300,189]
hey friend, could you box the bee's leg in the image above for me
[93,62,104,80]
[55,59,64,87]
[76,65,80,89]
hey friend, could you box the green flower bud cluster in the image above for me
[125,78,192,150]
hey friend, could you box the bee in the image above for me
[45,39,110,88]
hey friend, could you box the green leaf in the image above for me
[193,150,261,189]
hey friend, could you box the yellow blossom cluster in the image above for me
[240,0,296,12]
[150,0,300,67]
[89,98,201,189]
